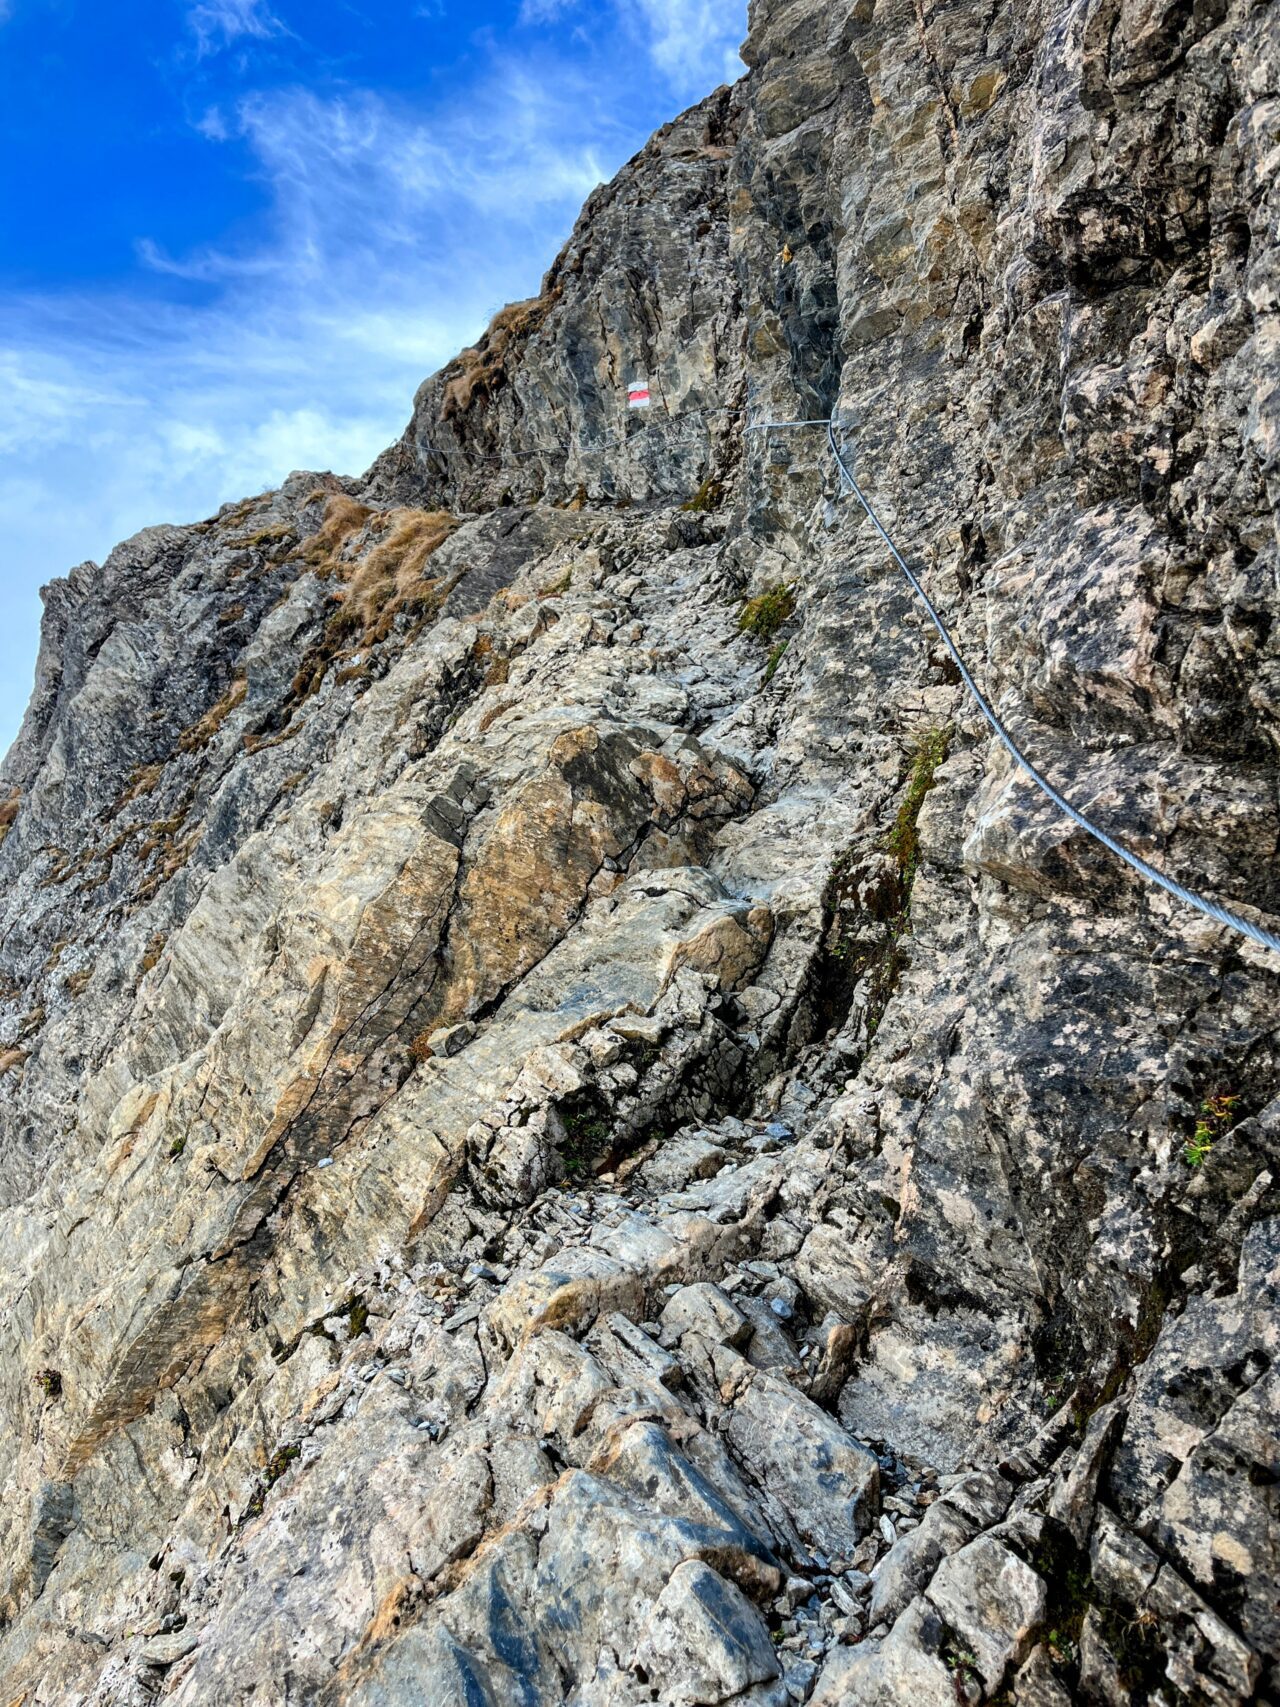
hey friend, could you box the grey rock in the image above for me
[659,1282,753,1351]
[634,1133,728,1194]
[428,1021,476,1058]
[1047,1400,1126,1547]
[868,1496,975,1628]
[780,1653,817,1701]
[809,1596,956,1707]
[935,1472,1014,1533]
[723,1366,880,1557]
[0,0,1278,1700]
[1077,1607,1130,1707]
[1010,1644,1073,1707]
[631,1559,780,1705]
[925,1536,1047,1693]
[1147,1561,1261,1705]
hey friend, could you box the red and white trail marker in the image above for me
[627,380,652,410]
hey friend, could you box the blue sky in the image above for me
[0,0,746,754]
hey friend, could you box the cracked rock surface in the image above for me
[2,1,1279,1702]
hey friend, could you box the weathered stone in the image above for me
[925,1537,1048,1693]
[868,1496,975,1627]
[1077,1608,1130,1707]
[630,1559,780,1704]
[723,1366,880,1558]
[1047,1400,1126,1546]
[809,1596,956,1707]
[1089,1507,1161,1607]
[1147,1562,1261,1704]
[660,1282,753,1351]
[1,0,1279,1698]
[1011,1643,1074,1707]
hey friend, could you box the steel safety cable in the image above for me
[812,417,1280,955]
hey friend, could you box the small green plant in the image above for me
[1184,1130,1213,1169]
[1185,1091,1238,1168]
[169,1136,186,1159]
[739,583,796,641]
[884,727,950,882]
[34,1368,63,1399]
[563,1119,609,1177]
[264,1443,301,1487]
[1046,1628,1077,1667]
[558,1096,611,1179]
[941,1637,980,1682]
[239,1443,302,1528]
[1042,1374,1068,1415]
[813,727,953,1053]
[346,1297,370,1339]
[763,640,789,683]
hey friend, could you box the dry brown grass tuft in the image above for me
[39,846,95,888]
[133,823,203,903]
[287,505,459,704]
[294,495,373,572]
[115,763,165,810]
[345,509,458,640]
[441,290,560,420]
[234,523,296,551]
[471,634,510,686]
[477,699,515,735]
[0,788,18,848]
[18,1005,45,1040]
[178,677,248,754]
[134,810,188,861]
[243,720,306,755]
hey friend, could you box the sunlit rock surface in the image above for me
[1,1,1278,1701]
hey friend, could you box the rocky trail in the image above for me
[1,0,1279,1702]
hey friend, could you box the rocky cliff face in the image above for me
[1,2,1278,1703]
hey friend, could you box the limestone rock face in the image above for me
[1,1,1279,1703]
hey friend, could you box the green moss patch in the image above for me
[739,583,796,642]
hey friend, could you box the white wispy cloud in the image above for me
[188,0,286,57]
[521,0,744,96]
[0,3,748,750]
[229,72,612,265]
[2,57,613,540]
[631,0,745,94]
[0,49,633,736]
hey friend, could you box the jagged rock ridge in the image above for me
[0,1,1278,1703]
